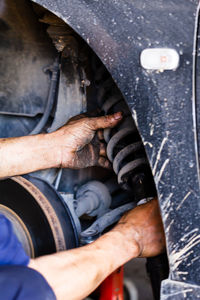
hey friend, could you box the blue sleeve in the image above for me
[0,215,56,299]
[0,265,56,300]
[0,214,30,266]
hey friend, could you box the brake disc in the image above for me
[0,176,78,257]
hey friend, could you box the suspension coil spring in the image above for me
[93,56,155,198]
[102,94,149,190]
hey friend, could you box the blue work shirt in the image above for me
[0,214,56,300]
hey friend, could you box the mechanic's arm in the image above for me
[29,198,165,300]
[0,112,122,178]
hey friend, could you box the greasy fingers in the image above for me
[57,112,122,169]
[98,157,112,169]
[99,143,107,157]
[88,112,123,130]
[118,198,166,258]
[97,130,104,141]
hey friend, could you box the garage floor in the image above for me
[124,258,153,300]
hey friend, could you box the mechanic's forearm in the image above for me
[0,133,61,178]
[29,225,140,300]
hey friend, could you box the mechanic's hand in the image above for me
[55,112,123,169]
[116,198,165,258]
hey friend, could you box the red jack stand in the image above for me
[99,266,124,300]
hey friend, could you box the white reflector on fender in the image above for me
[140,48,180,71]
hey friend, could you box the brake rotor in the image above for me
[0,176,78,257]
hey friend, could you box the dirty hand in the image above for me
[54,112,123,169]
[115,198,165,258]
